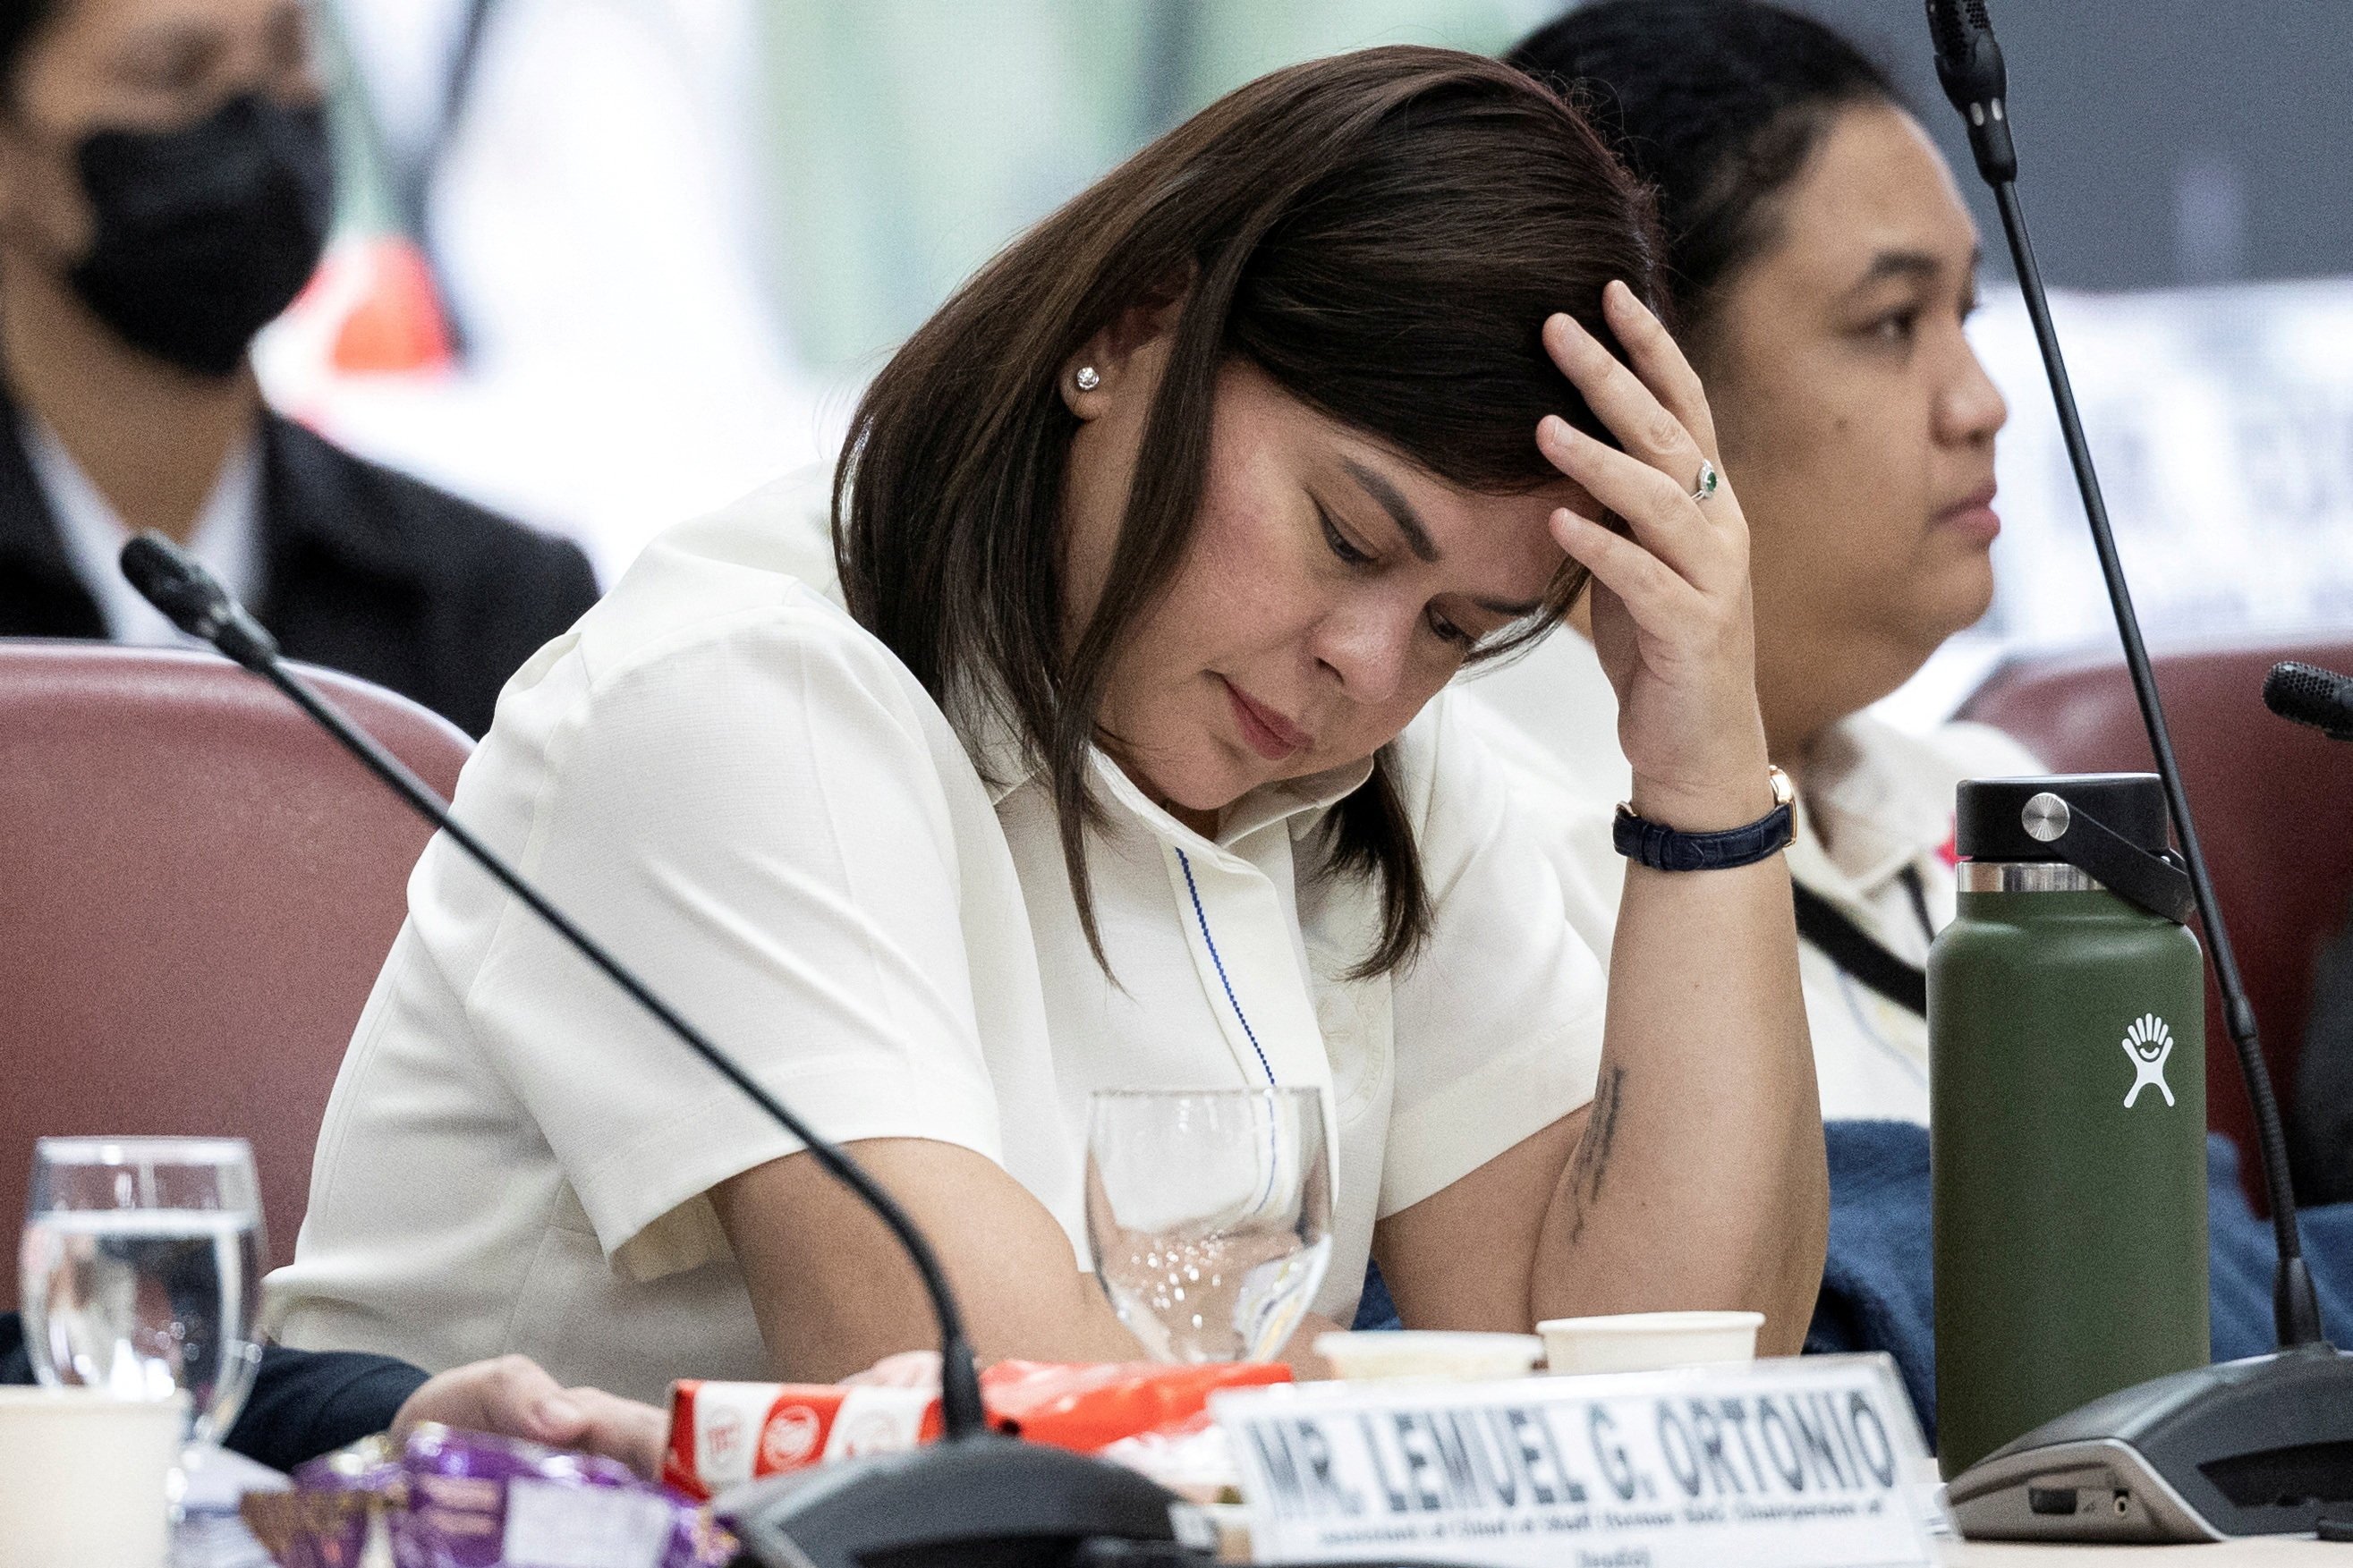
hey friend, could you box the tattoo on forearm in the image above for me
[1561,1064,1626,1245]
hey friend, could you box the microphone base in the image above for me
[1947,1343,2353,1541]
[718,1433,1198,1568]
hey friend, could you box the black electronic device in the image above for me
[2264,661,2353,742]
[117,533,1200,1567]
[1945,1346,2353,1542]
[1919,0,2353,1543]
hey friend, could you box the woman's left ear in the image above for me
[1058,286,1188,420]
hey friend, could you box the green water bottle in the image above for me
[1930,774,2209,1479]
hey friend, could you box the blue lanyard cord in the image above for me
[1175,846,1275,1085]
[1173,846,1288,1224]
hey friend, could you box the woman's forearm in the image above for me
[1531,850,1827,1352]
[717,1139,1146,1381]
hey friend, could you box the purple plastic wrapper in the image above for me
[295,1434,405,1494]
[242,1434,406,1568]
[258,1424,733,1568]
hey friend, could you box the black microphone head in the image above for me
[1925,0,2008,111]
[119,530,280,667]
[119,531,226,638]
[2264,660,2353,739]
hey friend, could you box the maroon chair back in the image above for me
[0,641,467,1303]
[1958,636,2353,1201]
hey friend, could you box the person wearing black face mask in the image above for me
[0,0,599,739]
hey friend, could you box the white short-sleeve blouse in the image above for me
[266,475,1611,1403]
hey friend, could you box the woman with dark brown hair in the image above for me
[268,46,1825,1402]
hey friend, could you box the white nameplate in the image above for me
[1211,1353,1935,1567]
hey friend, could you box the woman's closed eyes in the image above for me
[1313,498,1477,648]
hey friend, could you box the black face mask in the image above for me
[67,94,335,379]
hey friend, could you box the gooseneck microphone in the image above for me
[1922,3,2353,1545]
[1924,0,2317,1351]
[121,534,1196,1568]
[118,530,987,1441]
[1923,0,2015,182]
[2264,661,2353,742]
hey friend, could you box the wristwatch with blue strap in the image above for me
[1612,765,1797,872]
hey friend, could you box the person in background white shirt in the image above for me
[1464,1,2041,1125]
[270,48,1826,1401]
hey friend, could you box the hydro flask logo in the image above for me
[2122,1013,2176,1109]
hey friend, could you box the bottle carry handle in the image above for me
[2022,791,2196,924]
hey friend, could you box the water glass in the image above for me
[19,1137,266,1448]
[1085,1087,1332,1363]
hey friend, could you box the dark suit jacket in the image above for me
[0,406,600,738]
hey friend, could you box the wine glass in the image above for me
[19,1137,266,1462]
[1085,1088,1332,1363]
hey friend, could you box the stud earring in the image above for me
[1074,365,1101,392]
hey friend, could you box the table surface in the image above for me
[1210,1514,2352,1562]
[1940,1538,2349,1563]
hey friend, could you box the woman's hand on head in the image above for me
[1539,282,1773,830]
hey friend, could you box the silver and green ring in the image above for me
[1688,459,1720,504]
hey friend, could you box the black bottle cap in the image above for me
[1955,774,2171,862]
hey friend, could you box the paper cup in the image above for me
[1314,1330,1544,1382]
[0,1386,185,1568]
[1538,1310,1765,1376]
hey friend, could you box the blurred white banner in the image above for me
[274,0,833,582]
[1882,276,2353,728]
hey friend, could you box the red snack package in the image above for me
[981,1360,1292,1452]
[663,1360,1291,1500]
